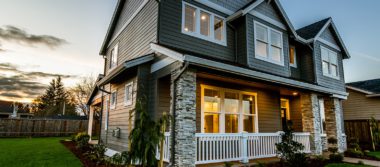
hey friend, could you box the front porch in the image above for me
[152,68,346,166]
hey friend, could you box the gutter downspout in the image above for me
[97,85,111,144]
[170,61,189,165]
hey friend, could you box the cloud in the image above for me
[0,62,76,101]
[0,25,68,49]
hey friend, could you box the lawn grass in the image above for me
[325,163,371,167]
[366,151,380,160]
[0,137,82,167]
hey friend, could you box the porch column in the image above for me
[170,69,197,167]
[300,93,323,154]
[88,106,94,140]
[324,97,346,152]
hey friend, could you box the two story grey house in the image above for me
[87,0,350,166]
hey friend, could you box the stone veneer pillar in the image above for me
[324,97,347,152]
[169,69,197,167]
[301,93,323,154]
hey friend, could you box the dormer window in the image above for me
[321,46,339,79]
[109,44,118,70]
[254,22,284,66]
[182,2,226,46]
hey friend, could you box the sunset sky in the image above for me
[0,0,379,102]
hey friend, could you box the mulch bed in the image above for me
[60,140,107,167]
[257,159,328,167]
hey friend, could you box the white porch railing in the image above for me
[156,132,171,162]
[156,132,310,164]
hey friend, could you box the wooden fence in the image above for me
[344,119,380,149]
[0,118,88,137]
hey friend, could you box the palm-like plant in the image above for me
[128,98,161,167]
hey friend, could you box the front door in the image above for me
[280,99,290,131]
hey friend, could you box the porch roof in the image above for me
[150,43,348,98]
[96,54,154,87]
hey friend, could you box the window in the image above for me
[124,82,133,106]
[182,2,226,45]
[201,85,258,133]
[321,46,339,79]
[289,46,297,67]
[109,44,118,70]
[254,22,284,65]
[110,91,117,109]
[319,98,326,136]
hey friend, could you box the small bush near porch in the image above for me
[0,137,82,167]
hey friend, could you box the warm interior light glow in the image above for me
[292,92,298,96]
[201,15,206,20]
[184,27,188,31]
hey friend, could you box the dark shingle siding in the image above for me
[158,0,235,62]
[246,14,291,77]
[347,79,380,94]
[320,27,338,46]
[209,0,253,11]
[314,41,345,91]
[255,1,283,23]
[296,18,330,40]
[112,0,145,38]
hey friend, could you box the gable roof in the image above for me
[347,79,380,94]
[296,17,350,58]
[296,18,330,40]
[99,0,125,55]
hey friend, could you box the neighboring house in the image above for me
[88,0,350,166]
[0,100,33,119]
[343,79,380,120]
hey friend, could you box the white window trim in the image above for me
[109,43,119,72]
[318,98,326,136]
[200,84,259,133]
[289,46,297,68]
[254,21,284,66]
[181,2,227,46]
[124,81,133,106]
[321,46,340,80]
[110,90,117,109]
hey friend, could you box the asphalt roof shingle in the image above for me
[347,79,380,94]
[296,18,330,40]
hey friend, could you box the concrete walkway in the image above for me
[344,157,380,167]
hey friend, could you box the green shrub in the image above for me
[275,122,307,167]
[74,132,90,150]
[345,148,364,158]
[329,153,343,163]
[224,161,233,167]
[314,155,326,161]
[358,160,364,165]
[85,144,106,165]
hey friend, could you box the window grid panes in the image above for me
[182,2,226,45]
[202,86,258,133]
[321,46,339,78]
[125,82,133,106]
[254,22,283,65]
[110,91,117,109]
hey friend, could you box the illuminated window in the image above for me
[289,46,297,67]
[182,2,226,45]
[201,85,258,133]
[109,44,118,70]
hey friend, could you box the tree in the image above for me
[31,76,77,117]
[68,75,96,117]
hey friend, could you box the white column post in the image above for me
[241,132,249,163]
[88,106,94,140]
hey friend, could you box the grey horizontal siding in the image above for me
[158,0,235,62]
[255,1,283,23]
[105,0,158,74]
[208,0,252,11]
[246,14,291,77]
[298,47,315,83]
[314,41,345,91]
[320,27,338,46]
[112,0,145,38]
[236,17,247,65]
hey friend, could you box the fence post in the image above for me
[241,132,248,163]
